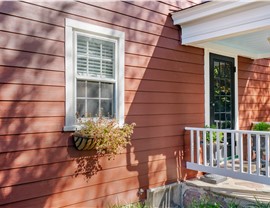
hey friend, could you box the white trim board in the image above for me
[171,1,270,59]
[64,18,125,131]
[204,49,239,130]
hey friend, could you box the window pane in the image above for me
[87,99,99,117]
[88,59,101,77]
[87,81,99,98]
[77,57,87,75]
[77,99,85,118]
[77,81,85,97]
[88,40,101,58]
[101,83,114,98]
[77,36,87,55]
[102,60,114,78]
[101,100,113,117]
[102,42,114,60]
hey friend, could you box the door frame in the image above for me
[204,48,239,130]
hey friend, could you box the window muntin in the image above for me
[75,33,116,118]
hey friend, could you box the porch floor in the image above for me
[185,177,270,203]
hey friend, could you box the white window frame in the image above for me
[64,19,125,131]
[204,48,239,130]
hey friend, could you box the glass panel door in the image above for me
[210,53,235,156]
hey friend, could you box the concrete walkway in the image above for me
[185,177,270,203]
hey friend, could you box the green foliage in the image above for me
[109,202,148,208]
[248,197,270,208]
[74,116,135,159]
[252,122,270,131]
[189,196,221,208]
[189,195,240,208]
[205,125,224,143]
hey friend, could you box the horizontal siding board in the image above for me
[0,157,177,188]
[0,31,64,56]
[132,124,202,139]
[4,189,139,208]
[125,64,203,78]
[0,66,65,86]
[0,13,64,41]
[125,103,204,115]
[0,132,70,153]
[0,84,64,101]
[124,1,181,15]
[0,101,64,118]
[238,79,270,89]
[78,1,169,26]
[0,146,181,170]
[1,2,203,55]
[0,117,64,135]
[125,67,203,84]
[0,49,64,71]
[125,91,204,104]
[126,53,203,68]
[26,1,178,40]
[0,1,65,26]
[126,58,203,73]
[1,168,177,206]
[125,114,204,127]
[125,79,203,93]
[0,170,177,206]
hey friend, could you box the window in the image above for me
[64,19,125,131]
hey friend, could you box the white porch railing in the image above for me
[185,127,270,185]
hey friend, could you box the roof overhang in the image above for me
[171,1,270,59]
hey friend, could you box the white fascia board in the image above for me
[173,1,270,48]
[198,42,259,59]
[182,16,270,45]
[171,1,254,25]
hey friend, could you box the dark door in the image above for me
[210,53,235,130]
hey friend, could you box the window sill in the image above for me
[63,125,81,132]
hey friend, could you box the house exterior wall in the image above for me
[238,57,270,130]
[0,1,204,207]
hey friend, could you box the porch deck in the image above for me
[186,177,270,203]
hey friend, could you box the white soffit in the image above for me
[171,1,270,59]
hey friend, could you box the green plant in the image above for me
[109,202,148,208]
[189,196,221,208]
[248,197,270,208]
[252,122,270,131]
[205,125,224,143]
[189,195,241,208]
[74,116,135,159]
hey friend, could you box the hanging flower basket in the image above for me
[73,116,135,159]
[73,133,96,150]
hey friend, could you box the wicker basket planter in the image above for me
[73,134,96,151]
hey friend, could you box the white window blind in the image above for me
[77,35,115,79]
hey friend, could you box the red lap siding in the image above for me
[0,1,204,207]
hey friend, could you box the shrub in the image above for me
[252,122,270,131]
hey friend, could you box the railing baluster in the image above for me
[224,132,227,169]
[231,132,235,171]
[196,130,200,164]
[266,135,269,178]
[247,134,252,174]
[256,134,261,176]
[210,130,213,167]
[190,130,194,163]
[203,131,207,165]
[217,131,220,168]
[239,133,243,173]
